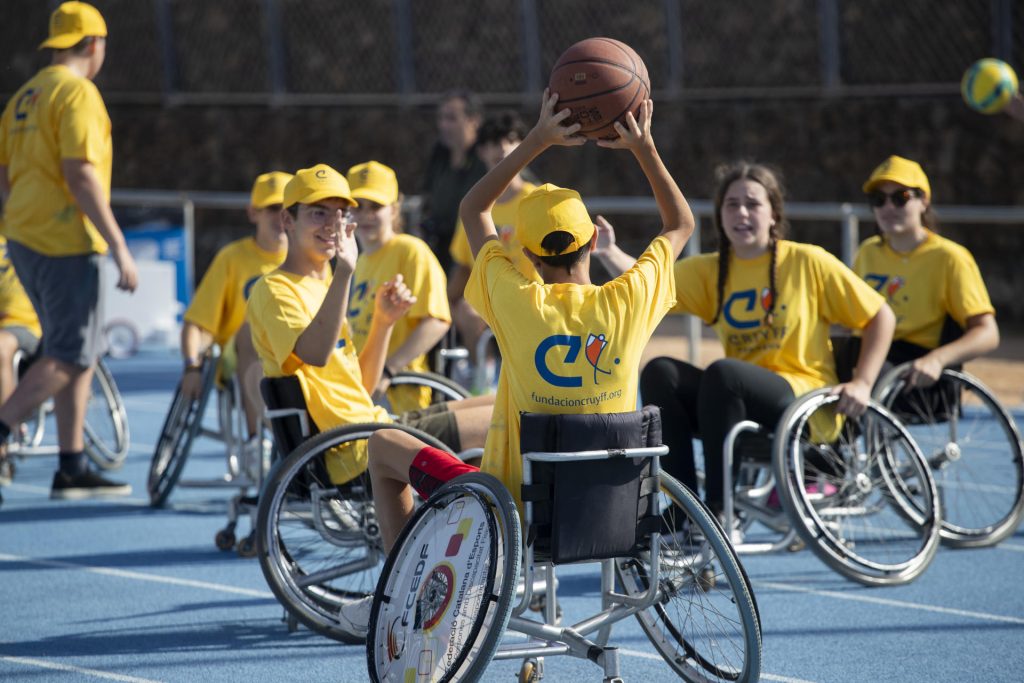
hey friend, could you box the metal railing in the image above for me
[111,189,1024,364]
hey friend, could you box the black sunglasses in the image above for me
[868,188,921,208]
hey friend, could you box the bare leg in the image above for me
[368,429,423,552]
[0,332,19,404]
[0,356,78,429]
[234,322,264,437]
[54,363,94,452]
[448,395,493,450]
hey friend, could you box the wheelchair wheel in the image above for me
[391,371,471,403]
[875,365,1024,548]
[368,472,521,683]
[616,473,762,683]
[147,361,217,507]
[84,359,130,469]
[257,423,452,643]
[773,389,941,587]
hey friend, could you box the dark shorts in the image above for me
[1,325,40,356]
[394,402,462,453]
[7,241,105,368]
[408,445,479,499]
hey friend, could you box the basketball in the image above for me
[548,37,651,140]
[961,58,1018,114]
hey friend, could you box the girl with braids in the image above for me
[594,161,895,521]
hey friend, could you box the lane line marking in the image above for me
[618,648,814,683]
[757,580,1024,625]
[0,655,162,683]
[0,553,273,598]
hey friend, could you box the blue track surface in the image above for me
[1,352,1023,682]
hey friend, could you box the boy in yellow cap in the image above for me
[346,92,695,638]
[0,2,138,497]
[345,161,450,413]
[246,165,492,488]
[179,171,292,448]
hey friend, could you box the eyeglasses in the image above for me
[302,205,354,225]
[868,189,921,208]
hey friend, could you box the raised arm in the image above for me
[906,312,999,387]
[595,101,694,259]
[459,90,584,259]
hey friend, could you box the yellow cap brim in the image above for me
[39,33,87,49]
[296,189,357,208]
[351,188,395,207]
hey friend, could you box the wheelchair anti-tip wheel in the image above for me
[773,389,942,587]
[257,423,451,643]
[84,358,131,469]
[367,472,522,683]
[616,473,762,683]
[874,364,1024,548]
[147,359,217,507]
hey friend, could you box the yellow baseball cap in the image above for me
[863,155,932,200]
[347,161,399,207]
[39,2,107,50]
[515,184,595,256]
[250,171,293,209]
[282,164,357,209]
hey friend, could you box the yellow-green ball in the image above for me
[961,58,1018,114]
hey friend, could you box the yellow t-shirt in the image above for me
[247,270,390,484]
[853,231,994,349]
[449,182,541,282]
[674,241,884,443]
[465,236,676,508]
[184,236,285,346]
[0,237,41,337]
[348,234,451,412]
[0,65,112,256]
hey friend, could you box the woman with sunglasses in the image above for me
[850,156,999,388]
[594,161,894,524]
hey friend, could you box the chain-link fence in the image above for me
[3,0,1021,102]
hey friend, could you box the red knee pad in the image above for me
[408,446,478,499]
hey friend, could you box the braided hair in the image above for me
[709,162,789,327]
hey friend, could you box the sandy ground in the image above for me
[642,316,1024,409]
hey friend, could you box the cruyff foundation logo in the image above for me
[723,288,782,329]
[535,332,619,387]
[14,89,39,121]
[864,273,907,302]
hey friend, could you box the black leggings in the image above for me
[640,357,795,514]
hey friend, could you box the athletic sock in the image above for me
[58,451,89,477]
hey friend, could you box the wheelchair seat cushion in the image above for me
[520,406,662,564]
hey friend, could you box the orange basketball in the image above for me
[548,37,651,140]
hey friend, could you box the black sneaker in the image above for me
[50,469,132,500]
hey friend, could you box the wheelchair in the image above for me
[255,371,473,641]
[872,362,1024,548]
[11,349,130,469]
[367,408,763,682]
[720,388,943,587]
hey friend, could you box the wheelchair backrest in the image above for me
[260,375,320,455]
[519,406,663,564]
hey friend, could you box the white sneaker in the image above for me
[337,595,374,639]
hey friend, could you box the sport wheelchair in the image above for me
[367,408,762,682]
[11,349,129,469]
[720,388,943,586]
[873,362,1024,548]
[255,372,473,641]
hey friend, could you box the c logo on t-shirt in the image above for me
[243,275,261,300]
[347,280,370,319]
[14,89,38,121]
[535,333,619,387]
[723,290,761,329]
[864,273,905,302]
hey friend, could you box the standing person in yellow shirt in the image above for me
[595,162,895,522]
[446,112,540,374]
[345,161,450,414]
[351,92,695,639]
[180,171,291,452]
[849,156,998,384]
[0,2,138,498]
